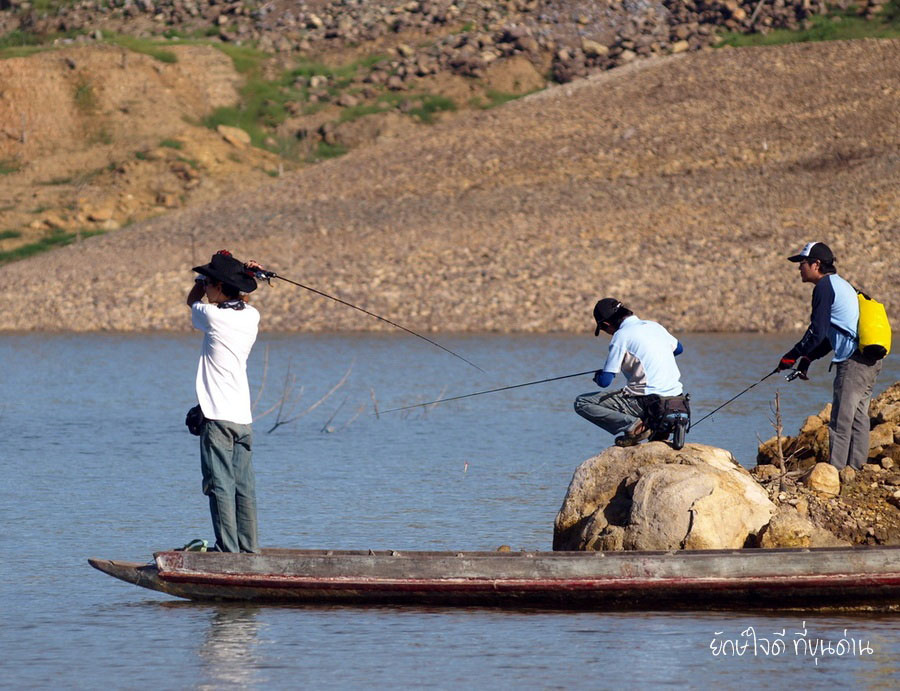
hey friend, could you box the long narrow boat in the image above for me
[89,546,900,609]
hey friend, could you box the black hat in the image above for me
[593,298,622,336]
[787,242,834,264]
[193,250,257,293]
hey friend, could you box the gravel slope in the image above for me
[3,39,898,333]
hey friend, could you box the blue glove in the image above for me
[593,370,615,388]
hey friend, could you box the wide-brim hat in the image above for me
[788,241,834,264]
[593,297,622,336]
[193,251,257,293]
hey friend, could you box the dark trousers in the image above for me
[830,353,882,470]
[200,420,259,553]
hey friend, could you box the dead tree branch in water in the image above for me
[265,360,354,433]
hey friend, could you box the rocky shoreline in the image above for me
[2,0,890,87]
[554,382,900,552]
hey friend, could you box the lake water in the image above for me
[2,332,899,688]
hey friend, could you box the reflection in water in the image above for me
[198,607,265,689]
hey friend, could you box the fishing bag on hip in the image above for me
[856,290,891,360]
[645,393,691,432]
[185,404,207,436]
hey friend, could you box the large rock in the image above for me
[756,506,848,548]
[804,462,840,496]
[553,443,776,551]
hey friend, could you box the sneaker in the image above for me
[177,538,209,552]
[615,428,652,447]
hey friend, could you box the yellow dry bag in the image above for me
[857,291,891,360]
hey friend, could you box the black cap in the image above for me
[193,250,257,293]
[787,242,834,264]
[593,298,622,336]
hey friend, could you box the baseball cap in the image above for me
[593,298,622,336]
[787,242,834,264]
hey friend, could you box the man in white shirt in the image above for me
[187,250,262,553]
[575,298,685,447]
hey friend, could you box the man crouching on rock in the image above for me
[187,249,266,553]
[575,298,685,447]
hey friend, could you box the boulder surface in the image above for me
[553,443,775,551]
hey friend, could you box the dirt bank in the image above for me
[1,38,898,332]
[0,43,284,250]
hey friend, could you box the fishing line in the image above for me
[253,270,484,373]
[379,369,598,414]
[690,368,779,430]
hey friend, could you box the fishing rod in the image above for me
[251,269,484,373]
[379,369,598,414]
[690,368,780,430]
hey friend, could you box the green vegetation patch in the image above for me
[73,78,98,112]
[0,228,105,265]
[407,94,456,123]
[471,89,539,110]
[0,230,23,240]
[213,43,268,74]
[203,53,386,154]
[102,32,178,63]
[313,141,348,160]
[0,158,22,175]
[0,29,84,59]
[338,91,457,124]
[159,138,184,150]
[718,3,900,47]
[290,54,385,87]
[161,27,222,40]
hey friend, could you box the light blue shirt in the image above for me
[827,275,859,362]
[794,274,858,363]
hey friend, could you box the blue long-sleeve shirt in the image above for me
[792,274,858,363]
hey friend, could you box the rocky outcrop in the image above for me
[752,382,900,546]
[758,381,900,470]
[553,443,775,551]
[1,0,879,86]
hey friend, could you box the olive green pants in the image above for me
[200,419,259,553]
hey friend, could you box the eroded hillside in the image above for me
[2,39,898,333]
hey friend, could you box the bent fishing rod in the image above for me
[690,368,780,430]
[379,369,598,414]
[251,269,484,373]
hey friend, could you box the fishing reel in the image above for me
[784,368,809,382]
[246,268,277,285]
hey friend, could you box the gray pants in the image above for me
[574,390,648,437]
[200,420,259,553]
[830,353,882,470]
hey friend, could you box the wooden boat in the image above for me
[89,545,900,609]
